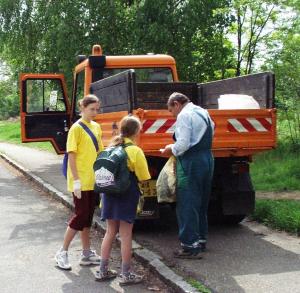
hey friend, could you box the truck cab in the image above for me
[20,45,178,153]
[20,44,276,223]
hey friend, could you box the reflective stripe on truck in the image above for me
[142,117,272,134]
[227,117,272,132]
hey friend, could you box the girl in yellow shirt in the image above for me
[95,115,151,285]
[55,94,104,270]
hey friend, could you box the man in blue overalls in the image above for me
[161,92,214,259]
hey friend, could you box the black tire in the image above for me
[208,211,246,225]
[222,215,246,225]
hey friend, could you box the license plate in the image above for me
[139,180,156,197]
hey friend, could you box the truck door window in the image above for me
[26,79,66,113]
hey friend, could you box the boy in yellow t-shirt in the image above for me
[55,94,104,270]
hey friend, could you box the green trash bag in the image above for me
[156,156,176,203]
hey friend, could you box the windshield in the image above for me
[102,67,173,82]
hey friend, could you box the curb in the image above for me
[94,218,198,293]
[1,153,199,293]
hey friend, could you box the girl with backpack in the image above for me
[55,94,104,270]
[95,115,151,285]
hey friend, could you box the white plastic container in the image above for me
[218,94,260,109]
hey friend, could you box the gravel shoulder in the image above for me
[256,191,300,200]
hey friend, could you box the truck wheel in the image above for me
[208,211,246,225]
[222,215,246,225]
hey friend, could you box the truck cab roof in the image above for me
[75,52,176,71]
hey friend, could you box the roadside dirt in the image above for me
[256,191,300,201]
[90,229,172,293]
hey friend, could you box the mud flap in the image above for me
[220,172,255,215]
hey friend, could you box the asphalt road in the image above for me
[135,208,300,293]
[1,142,300,293]
[0,158,170,293]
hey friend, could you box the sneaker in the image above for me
[173,249,202,259]
[79,250,101,266]
[95,269,117,281]
[55,249,72,270]
[118,272,143,286]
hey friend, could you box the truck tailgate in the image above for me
[135,108,276,157]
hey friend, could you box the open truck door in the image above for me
[20,74,71,154]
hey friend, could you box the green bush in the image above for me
[0,78,19,120]
[0,93,19,120]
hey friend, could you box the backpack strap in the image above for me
[78,121,99,152]
[123,142,134,148]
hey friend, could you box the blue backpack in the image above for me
[62,121,99,178]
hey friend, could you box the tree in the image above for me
[262,2,300,147]
[0,0,233,81]
[0,0,134,92]
[130,0,233,81]
[0,76,19,120]
[0,0,233,109]
[230,0,280,76]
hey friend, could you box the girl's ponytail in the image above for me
[110,135,125,147]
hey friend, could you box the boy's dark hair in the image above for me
[78,94,100,108]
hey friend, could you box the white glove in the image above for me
[73,179,82,199]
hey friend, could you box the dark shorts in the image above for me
[68,190,97,231]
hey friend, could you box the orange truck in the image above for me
[20,45,276,224]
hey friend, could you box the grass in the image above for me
[251,142,300,191]
[251,116,300,191]
[187,278,212,293]
[249,119,300,235]
[0,120,54,152]
[252,199,300,236]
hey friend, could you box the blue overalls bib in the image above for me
[176,111,214,251]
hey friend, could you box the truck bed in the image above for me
[91,71,276,158]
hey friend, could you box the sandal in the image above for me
[118,272,143,286]
[95,269,117,281]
